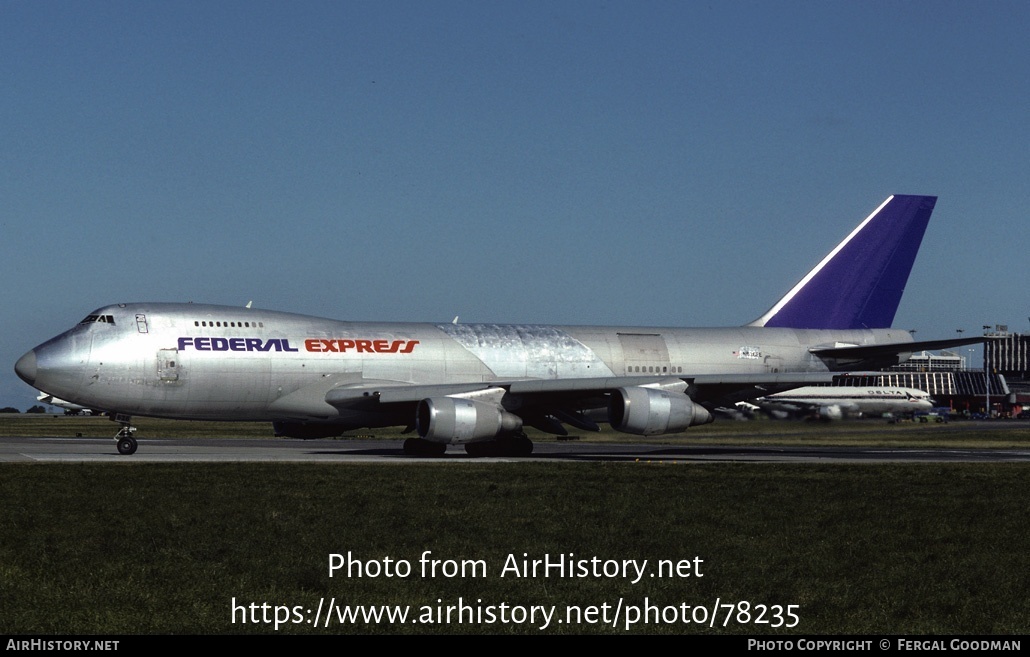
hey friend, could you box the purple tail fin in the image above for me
[749,195,936,330]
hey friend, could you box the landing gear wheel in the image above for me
[508,435,533,456]
[113,418,138,455]
[403,438,447,457]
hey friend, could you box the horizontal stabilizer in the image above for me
[810,335,989,371]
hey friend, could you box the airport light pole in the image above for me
[956,329,965,370]
[982,325,991,415]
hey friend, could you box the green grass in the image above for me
[1,462,1028,634]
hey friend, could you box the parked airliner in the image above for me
[14,195,981,456]
[752,386,934,420]
[35,390,94,416]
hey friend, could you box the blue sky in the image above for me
[2,1,1027,409]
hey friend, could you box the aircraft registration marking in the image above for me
[736,346,762,360]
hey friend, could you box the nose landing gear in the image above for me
[113,415,138,455]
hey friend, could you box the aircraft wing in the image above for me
[326,382,495,406]
[684,372,845,405]
[321,371,844,417]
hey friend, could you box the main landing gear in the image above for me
[113,416,138,455]
[401,433,535,457]
[402,437,447,457]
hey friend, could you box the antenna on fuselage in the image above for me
[246,301,253,309]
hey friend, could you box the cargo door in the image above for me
[618,333,671,375]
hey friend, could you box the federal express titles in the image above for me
[176,337,420,354]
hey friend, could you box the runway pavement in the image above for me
[2,434,1029,463]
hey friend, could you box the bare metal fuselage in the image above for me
[26,302,913,429]
[15,195,975,455]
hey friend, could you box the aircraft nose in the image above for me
[15,350,37,386]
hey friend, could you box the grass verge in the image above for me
[3,414,1030,448]
[1,462,1027,634]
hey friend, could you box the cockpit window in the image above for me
[79,314,116,325]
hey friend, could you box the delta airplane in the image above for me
[35,390,94,416]
[751,386,934,421]
[14,195,982,456]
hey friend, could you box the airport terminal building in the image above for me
[984,328,1030,413]
[834,327,1030,417]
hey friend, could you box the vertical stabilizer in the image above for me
[749,195,936,330]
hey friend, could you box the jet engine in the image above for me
[817,405,844,421]
[608,386,712,435]
[416,397,523,444]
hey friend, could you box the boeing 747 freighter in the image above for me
[15,195,981,456]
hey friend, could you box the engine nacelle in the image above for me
[608,386,713,435]
[818,405,844,421]
[416,397,523,444]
